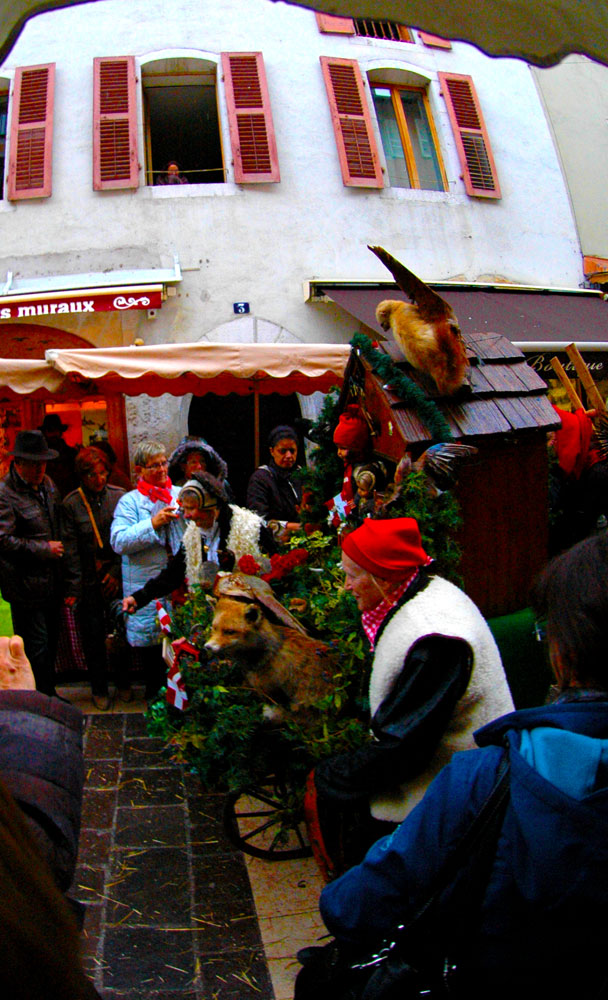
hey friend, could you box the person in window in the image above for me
[110,440,184,700]
[155,160,189,185]
[246,425,302,542]
[304,532,608,999]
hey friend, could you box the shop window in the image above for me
[142,58,225,185]
[370,84,445,190]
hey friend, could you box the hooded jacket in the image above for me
[319,693,608,998]
[167,437,228,486]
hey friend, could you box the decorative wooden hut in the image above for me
[341,330,560,619]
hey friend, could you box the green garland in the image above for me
[350,332,454,443]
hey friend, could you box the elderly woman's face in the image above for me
[270,437,297,470]
[180,495,219,530]
[139,452,169,485]
[82,461,109,494]
[184,451,207,478]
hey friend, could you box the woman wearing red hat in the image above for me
[309,516,513,874]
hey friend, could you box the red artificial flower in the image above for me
[238,554,261,575]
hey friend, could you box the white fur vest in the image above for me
[369,575,514,823]
[182,505,269,586]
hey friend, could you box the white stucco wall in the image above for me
[0,0,583,447]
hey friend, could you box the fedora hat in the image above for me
[39,413,69,433]
[11,430,59,462]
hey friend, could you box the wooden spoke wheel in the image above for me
[223,778,313,861]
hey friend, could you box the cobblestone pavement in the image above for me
[77,712,278,1000]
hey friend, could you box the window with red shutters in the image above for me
[418,31,452,49]
[93,56,139,190]
[222,52,280,183]
[320,57,383,188]
[7,63,54,200]
[315,12,355,34]
[438,72,501,198]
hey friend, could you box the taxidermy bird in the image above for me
[381,442,478,505]
[369,244,469,397]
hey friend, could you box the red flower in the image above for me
[238,554,261,576]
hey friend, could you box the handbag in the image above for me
[295,755,511,1000]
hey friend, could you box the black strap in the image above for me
[351,754,511,973]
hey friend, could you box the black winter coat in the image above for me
[0,464,63,604]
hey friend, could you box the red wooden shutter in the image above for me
[93,56,139,190]
[320,57,383,188]
[222,52,280,183]
[7,63,54,200]
[315,12,355,34]
[418,31,452,49]
[438,72,501,198]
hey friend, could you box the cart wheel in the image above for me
[223,778,313,861]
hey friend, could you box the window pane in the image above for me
[397,90,443,191]
[371,87,411,188]
[0,93,7,201]
[145,83,224,185]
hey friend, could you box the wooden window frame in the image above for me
[320,56,384,188]
[222,52,280,184]
[93,56,139,191]
[438,72,501,199]
[376,83,447,191]
[7,63,55,200]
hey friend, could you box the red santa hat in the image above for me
[341,517,430,582]
[333,404,370,453]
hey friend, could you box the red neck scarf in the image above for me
[137,476,174,505]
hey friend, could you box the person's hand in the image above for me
[278,521,301,543]
[151,506,180,530]
[48,540,64,557]
[64,596,77,607]
[122,595,138,614]
[0,635,36,690]
[102,574,120,599]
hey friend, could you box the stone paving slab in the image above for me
[77,712,275,1000]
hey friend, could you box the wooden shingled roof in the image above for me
[349,330,561,449]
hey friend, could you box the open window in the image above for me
[142,57,225,185]
[368,73,446,191]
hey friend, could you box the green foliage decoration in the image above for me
[350,332,454,443]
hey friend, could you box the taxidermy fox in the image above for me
[370,244,469,397]
[204,597,335,726]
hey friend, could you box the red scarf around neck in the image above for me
[137,477,174,505]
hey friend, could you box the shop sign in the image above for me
[0,289,163,320]
[525,351,608,379]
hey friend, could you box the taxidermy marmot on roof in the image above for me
[370,244,469,397]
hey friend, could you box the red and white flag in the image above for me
[166,660,188,711]
[155,600,171,635]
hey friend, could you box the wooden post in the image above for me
[550,356,584,410]
[564,343,607,413]
[254,390,260,468]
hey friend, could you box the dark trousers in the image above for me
[78,590,109,697]
[132,644,167,700]
[10,600,61,696]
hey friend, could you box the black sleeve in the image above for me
[314,635,472,801]
[131,547,186,609]
[246,467,273,518]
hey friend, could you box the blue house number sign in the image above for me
[233,302,250,314]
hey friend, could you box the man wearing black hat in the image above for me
[0,430,64,695]
[39,413,78,498]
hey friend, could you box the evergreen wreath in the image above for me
[350,332,454,443]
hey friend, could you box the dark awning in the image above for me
[315,284,608,348]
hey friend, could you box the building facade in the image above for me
[0,0,586,494]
